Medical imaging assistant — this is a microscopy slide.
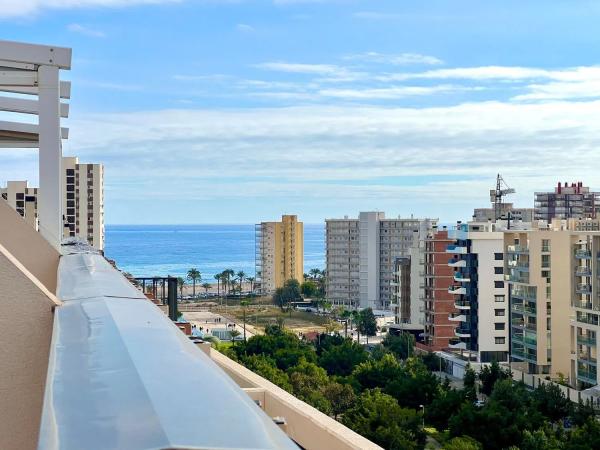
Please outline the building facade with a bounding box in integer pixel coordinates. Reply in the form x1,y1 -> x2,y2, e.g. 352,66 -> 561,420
505,220 -> 600,387
1,157 -> 104,250
534,182 -> 600,221
326,212 -> 436,310
0,181 -> 38,229
61,157 -> 104,250
446,221 -> 511,363
255,215 -> 304,294
418,229 -> 457,352
473,203 -> 534,222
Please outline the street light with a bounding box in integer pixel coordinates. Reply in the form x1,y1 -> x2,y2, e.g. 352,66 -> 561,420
420,404 -> 425,429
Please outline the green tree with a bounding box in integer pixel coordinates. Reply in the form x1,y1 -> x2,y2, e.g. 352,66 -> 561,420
177,277 -> 185,299
236,270 -> 246,294
186,268 -> 201,298
425,388 -> 466,431
273,279 -> 302,310
300,281 -> 318,298
358,308 -> 377,344
229,329 -> 241,345
201,282 -> 211,295
352,353 -> 404,390
287,358 -> 332,414
443,437 -> 482,450
318,339 -> 369,376
571,398 -> 596,427
241,354 -> 292,391
521,425 -> 563,450
246,276 -> 255,292
463,364 -> 477,401
478,360 -> 511,396
532,382 -> 572,422
323,382 -> 356,419
342,389 -> 426,450
214,273 -> 222,303
382,333 -> 415,360
566,417 -> 600,450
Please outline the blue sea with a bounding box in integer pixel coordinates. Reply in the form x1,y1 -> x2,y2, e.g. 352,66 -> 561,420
104,224 -> 325,279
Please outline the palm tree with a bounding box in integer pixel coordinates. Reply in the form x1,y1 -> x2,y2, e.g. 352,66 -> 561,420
236,271 -> 246,295
351,310 -> 361,343
214,273 -> 222,304
187,268 -> 201,298
230,329 -> 241,346
340,309 -> 351,337
177,277 -> 185,300
246,276 -> 255,292
309,268 -> 321,281
240,299 -> 250,341
201,282 -> 211,296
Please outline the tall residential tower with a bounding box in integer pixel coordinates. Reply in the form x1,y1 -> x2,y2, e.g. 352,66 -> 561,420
255,215 -> 304,294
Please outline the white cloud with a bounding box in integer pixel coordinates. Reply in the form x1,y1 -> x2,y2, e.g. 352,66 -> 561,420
254,61 -> 351,76
0,0 -> 181,18
343,52 -> 443,66
67,23 -> 106,38
236,23 -> 254,32
318,85 -> 466,99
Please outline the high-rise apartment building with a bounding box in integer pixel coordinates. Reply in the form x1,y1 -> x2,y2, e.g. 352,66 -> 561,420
0,181 -> 38,229
1,157 -> 105,250
255,215 -> 304,294
62,157 -> 104,250
418,229 -> 457,352
445,221 -> 512,363
326,212 -> 436,310
473,203 -> 534,223
505,219 -> 600,386
534,182 -> 600,221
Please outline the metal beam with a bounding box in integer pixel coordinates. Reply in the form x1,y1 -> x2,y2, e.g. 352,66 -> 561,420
37,64 -> 62,249
0,96 -> 69,118
0,80 -> 71,99
0,39 -> 71,69
0,69 -> 37,86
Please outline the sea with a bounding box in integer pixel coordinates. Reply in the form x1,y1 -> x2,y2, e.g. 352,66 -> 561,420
104,224 -> 325,280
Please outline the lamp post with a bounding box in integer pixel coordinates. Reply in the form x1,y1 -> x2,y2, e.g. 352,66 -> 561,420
420,404 -> 425,429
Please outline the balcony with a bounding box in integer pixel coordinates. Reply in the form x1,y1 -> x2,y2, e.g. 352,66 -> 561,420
448,313 -> 467,322
578,354 -> 598,365
448,286 -> 467,295
576,283 -> 592,295
448,339 -> 467,350
512,348 -> 537,362
448,258 -> 466,268
512,320 -> 537,331
454,300 -> 471,310
455,326 -> 471,338
507,244 -> 529,254
453,273 -> 470,283
573,300 -> 596,310
446,244 -> 467,254
511,303 -> 537,316
575,266 -> 592,277
577,335 -> 597,347
575,249 -> 592,260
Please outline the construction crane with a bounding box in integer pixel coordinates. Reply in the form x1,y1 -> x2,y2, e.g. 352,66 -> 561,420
490,174 -> 516,220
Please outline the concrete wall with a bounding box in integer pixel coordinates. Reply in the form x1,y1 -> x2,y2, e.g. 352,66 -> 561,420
0,198 -> 59,293
0,244 -> 60,450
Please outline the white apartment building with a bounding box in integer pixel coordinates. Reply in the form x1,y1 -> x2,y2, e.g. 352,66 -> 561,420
446,221 -> 515,363
326,212 -> 436,310
1,157 -> 104,250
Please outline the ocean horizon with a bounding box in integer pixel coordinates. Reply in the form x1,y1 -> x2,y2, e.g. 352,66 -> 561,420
104,224 -> 325,280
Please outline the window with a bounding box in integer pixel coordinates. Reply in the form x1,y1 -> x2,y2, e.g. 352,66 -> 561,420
495,337 -> 506,344
66,169 -> 75,176
541,254 -> 551,268
494,309 -> 505,317
494,322 -> 505,330
67,193 -> 75,200
494,266 -> 504,274
494,281 -> 504,289
494,253 -> 503,260
495,295 -> 505,303
542,239 -> 550,252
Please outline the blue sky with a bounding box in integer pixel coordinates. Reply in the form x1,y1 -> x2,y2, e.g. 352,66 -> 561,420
2,0 -> 600,223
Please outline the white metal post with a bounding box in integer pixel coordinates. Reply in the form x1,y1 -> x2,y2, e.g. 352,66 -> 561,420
37,64 -> 62,250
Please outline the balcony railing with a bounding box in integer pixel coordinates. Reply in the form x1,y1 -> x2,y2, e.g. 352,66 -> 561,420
511,304 -> 537,316
575,249 -> 592,259
454,300 -> 471,310
507,244 -> 529,254
576,284 -> 592,295
575,266 -> 592,277
577,335 -> 597,347
448,258 -> 466,268
446,244 -> 467,254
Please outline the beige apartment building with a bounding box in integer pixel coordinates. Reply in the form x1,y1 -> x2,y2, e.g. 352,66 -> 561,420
505,218 -> 600,388
255,215 -> 304,294
0,181 -> 38,228
1,157 -> 104,250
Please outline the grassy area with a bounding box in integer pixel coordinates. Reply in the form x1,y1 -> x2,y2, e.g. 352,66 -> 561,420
220,305 -> 339,333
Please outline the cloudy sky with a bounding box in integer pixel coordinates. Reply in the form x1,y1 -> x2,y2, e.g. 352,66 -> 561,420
2,0 -> 600,224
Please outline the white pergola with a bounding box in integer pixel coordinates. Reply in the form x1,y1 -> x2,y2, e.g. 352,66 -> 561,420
0,39 -> 72,249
